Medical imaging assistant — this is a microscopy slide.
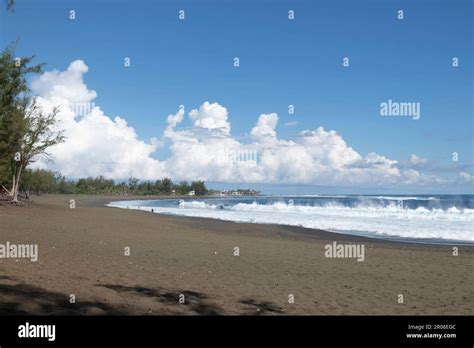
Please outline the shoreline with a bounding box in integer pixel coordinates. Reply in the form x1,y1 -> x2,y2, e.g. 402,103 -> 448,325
0,194 -> 473,315
104,195 -> 474,247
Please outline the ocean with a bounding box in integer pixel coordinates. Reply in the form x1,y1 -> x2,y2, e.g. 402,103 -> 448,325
107,194 -> 474,244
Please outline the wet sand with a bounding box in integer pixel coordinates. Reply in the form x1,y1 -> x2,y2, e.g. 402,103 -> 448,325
0,194 -> 472,315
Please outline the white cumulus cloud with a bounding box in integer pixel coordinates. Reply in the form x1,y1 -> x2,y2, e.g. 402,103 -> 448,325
28,60 -> 461,188
250,113 -> 278,140
409,154 -> 428,166
459,172 -> 474,183
189,101 -> 230,135
30,60 -> 167,180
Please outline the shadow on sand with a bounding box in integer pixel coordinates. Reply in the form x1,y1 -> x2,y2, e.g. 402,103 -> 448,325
0,281 -> 126,315
0,276 -> 284,315
97,283 -> 222,315
239,298 -> 286,314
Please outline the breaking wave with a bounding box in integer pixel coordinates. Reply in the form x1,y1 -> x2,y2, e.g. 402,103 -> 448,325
107,195 -> 474,243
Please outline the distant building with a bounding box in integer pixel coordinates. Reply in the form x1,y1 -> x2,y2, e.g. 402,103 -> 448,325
188,190 -> 195,196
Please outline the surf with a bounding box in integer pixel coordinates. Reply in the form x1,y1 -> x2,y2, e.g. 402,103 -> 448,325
107,194 -> 474,244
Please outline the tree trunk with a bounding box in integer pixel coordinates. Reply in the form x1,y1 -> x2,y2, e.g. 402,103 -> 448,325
12,165 -> 22,203
10,173 -> 15,197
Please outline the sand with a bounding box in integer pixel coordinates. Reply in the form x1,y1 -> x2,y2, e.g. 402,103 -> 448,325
0,194 -> 472,315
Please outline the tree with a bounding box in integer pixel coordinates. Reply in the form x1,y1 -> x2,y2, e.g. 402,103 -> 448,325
176,180 -> 191,195
0,45 -> 64,203
191,180 -> 207,196
160,177 -> 172,195
127,177 -> 139,194
10,100 -> 64,202
0,44 -> 44,198
7,169 -> 212,197
21,168 -> 56,195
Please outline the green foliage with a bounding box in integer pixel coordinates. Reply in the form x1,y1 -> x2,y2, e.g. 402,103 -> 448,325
0,44 -> 43,187
191,180 -> 207,196
21,168 -> 58,194
19,169 -> 208,196
176,180 -> 191,195
0,44 -> 64,202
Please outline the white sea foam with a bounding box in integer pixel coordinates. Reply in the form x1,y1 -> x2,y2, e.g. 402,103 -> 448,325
375,196 -> 437,201
107,200 -> 474,242
178,201 -> 219,209
273,194 -> 438,200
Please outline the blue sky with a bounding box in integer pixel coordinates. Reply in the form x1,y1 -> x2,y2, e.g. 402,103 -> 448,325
1,0 -> 473,193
